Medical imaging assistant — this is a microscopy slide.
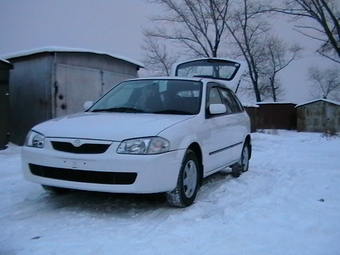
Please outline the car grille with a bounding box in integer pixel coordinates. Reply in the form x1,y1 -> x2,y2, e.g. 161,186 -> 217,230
29,164 -> 137,185
51,141 -> 110,154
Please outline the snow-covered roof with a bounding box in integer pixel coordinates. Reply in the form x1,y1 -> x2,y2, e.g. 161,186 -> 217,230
0,58 -> 10,64
242,103 -> 259,108
0,46 -> 145,68
295,98 -> 340,108
256,101 -> 296,105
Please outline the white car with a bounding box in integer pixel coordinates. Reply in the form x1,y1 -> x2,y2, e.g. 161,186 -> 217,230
22,58 -> 251,207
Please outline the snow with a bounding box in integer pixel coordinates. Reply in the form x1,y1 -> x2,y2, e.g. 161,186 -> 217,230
0,58 -> 10,64
296,98 -> 340,108
256,101 -> 296,105
0,46 -> 145,68
1,130 -> 340,255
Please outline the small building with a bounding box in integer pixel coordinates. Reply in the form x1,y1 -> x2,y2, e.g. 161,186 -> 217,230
0,59 -> 13,149
243,103 -> 258,132
251,102 -> 297,130
296,99 -> 340,133
2,47 -> 144,145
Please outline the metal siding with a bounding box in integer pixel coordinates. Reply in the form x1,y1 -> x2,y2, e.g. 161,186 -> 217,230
9,55 -> 52,145
0,69 -> 10,149
55,64 -> 102,117
102,70 -> 132,93
7,51 -> 140,145
56,52 -> 139,76
297,101 -> 340,133
55,64 -> 137,117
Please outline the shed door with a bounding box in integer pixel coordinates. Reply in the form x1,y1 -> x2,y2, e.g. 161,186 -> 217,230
55,64 -> 134,118
55,65 -> 103,117
325,105 -> 336,131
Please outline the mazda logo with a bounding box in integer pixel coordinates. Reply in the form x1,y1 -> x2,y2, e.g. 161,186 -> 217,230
73,139 -> 81,147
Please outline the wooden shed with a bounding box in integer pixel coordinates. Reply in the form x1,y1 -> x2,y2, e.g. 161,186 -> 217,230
296,99 -> 340,133
0,59 -> 13,149
2,47 -> 144,145
251,102 -> 297,130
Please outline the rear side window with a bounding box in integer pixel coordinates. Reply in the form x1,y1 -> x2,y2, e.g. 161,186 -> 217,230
219,88 -> 243,113
206,83 -> 244,116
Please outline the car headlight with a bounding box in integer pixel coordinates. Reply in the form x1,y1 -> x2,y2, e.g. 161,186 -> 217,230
117,137 -> 170,155
25,130 -> 45,148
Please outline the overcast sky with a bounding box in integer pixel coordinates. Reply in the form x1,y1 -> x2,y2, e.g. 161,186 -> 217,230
0,0 -> 157,60
0,0 -> 334,103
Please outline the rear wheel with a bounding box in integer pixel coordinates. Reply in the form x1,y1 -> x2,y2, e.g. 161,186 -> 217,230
231,142 -> 250,178
166,149 -> 199,207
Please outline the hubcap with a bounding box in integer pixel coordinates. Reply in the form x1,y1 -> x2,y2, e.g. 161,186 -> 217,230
183,160 -> 197,198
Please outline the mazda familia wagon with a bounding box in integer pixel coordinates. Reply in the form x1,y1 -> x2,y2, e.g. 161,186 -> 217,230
22,58 -> 252,207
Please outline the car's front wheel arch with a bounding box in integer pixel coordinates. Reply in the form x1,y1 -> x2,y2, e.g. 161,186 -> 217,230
187,142 -> 203,186
166,148 -> 201,207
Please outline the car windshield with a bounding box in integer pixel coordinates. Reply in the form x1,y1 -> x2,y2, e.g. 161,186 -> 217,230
88,79 -> 202,115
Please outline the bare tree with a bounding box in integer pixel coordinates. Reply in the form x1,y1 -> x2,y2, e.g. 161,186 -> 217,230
141,32 -> 180,76
143,0 -> 298,103
257,76 -> 285,101
264,36 -> 302,101
218,0 -> 273,102
144,0 -> 230,58
308,65 -> 340,100
275,0 -> 340,63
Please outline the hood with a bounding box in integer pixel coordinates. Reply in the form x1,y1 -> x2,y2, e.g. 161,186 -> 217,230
33,112 -> 194,141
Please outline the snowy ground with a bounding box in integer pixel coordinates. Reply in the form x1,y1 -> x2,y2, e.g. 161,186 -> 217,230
1,130 -> 340,255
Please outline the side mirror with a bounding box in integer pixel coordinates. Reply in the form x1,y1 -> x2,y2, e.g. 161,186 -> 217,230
83,101 -> 93,111
209,104 -> 226,115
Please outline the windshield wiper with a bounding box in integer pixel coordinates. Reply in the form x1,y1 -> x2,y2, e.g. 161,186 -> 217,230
92,107 -> 145,113
155,110 -> 193,115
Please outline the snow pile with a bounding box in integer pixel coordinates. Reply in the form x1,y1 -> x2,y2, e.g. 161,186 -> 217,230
1,130 -> 340,255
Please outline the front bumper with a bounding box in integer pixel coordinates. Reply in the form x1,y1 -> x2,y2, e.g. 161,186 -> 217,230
22,139 -> 185,194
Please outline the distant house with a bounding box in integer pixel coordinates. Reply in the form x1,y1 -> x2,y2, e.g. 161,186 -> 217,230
0,58 -> 13,149
2,47 -> 144,145
296,99 -> 340,133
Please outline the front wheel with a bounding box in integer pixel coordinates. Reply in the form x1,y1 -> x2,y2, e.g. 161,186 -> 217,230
166,149 -> 199,207
231,142 -> 250,178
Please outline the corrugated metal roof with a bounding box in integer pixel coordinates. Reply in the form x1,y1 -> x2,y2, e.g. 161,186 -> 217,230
295,98 -> 340,108
0,46 -> 144,68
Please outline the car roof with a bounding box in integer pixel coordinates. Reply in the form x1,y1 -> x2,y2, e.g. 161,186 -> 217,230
123,76 -> 233,84
121,77 -> 235,91
125,76 -> 203,82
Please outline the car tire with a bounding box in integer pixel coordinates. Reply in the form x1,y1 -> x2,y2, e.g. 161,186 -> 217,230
166,149 -> 199,207
42,185 -> 70,195
231,142 -> 250,178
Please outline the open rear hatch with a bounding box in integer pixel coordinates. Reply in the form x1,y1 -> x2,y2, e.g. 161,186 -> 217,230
172,58 -> 246,90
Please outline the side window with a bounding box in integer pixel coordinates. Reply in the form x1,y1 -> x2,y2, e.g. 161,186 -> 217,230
229,90 -> 244,112
206,83 -> 232,116
208,87 -> 223,105
219,88 -> 243,113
